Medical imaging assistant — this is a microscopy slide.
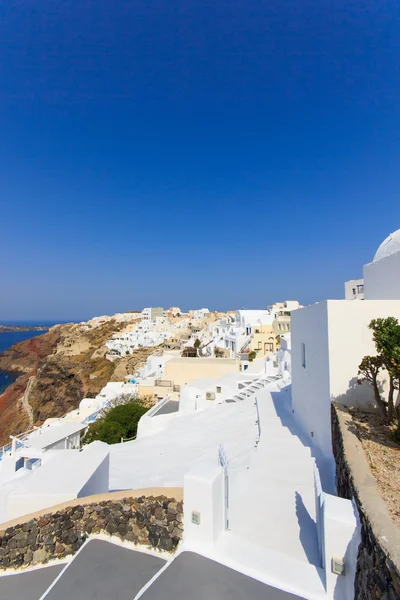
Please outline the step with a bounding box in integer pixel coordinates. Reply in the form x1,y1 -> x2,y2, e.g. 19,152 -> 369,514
213,532 -> 326,599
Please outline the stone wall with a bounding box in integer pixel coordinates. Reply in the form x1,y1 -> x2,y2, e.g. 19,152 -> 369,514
0,495 -> 183,570
332,404 -> 400,600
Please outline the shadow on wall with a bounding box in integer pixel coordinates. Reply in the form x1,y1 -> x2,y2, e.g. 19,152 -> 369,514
333,502 -> 361,600
331,376 -> 383,410
295,492 -> 321,571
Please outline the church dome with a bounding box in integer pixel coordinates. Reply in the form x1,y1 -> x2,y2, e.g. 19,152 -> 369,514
373,229 -> 400,262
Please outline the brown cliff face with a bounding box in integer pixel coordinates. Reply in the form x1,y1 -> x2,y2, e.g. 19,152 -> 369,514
0,319 -> 154,445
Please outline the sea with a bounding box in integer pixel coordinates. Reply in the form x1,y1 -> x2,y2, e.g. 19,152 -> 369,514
0,321 -> 69,395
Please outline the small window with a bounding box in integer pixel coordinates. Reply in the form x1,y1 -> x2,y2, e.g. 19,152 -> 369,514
352,288 -> 356,295
301,343 -> 306,368
216,386 -> 222,394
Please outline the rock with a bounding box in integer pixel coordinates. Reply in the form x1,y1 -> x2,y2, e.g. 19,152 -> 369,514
32,548 -> 48,564
106,522 -> 118,535
62,519 -> 74,530
148,532 -> 159,547
154,507 -> 164,520
37,517 -> 50,528
125,531 -> 138,543
159,535 -> 173,551
166,509 -> 176,522
117,523 -> 128,537
22,521 -> 37,532
122,504 -> 131,513
172,527 -> 182,538
176,501 -> 183,513
24,549 -> 33,563
55,544 -> 65,555
61,530 -> 78,546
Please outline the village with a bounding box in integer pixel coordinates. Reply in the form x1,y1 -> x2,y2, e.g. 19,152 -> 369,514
0,230 -> 400,599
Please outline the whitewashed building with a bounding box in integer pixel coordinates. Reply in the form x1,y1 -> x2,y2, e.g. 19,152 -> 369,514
291,229 -> 400,459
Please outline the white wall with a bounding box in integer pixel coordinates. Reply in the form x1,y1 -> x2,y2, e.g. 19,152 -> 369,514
327,300 -> 400,406
364,252 -> 400,300
291,302 -> 331,457
291,299 -> 400,458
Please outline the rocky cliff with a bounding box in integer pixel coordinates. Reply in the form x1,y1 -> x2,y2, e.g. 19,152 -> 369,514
0,320 -> 154,445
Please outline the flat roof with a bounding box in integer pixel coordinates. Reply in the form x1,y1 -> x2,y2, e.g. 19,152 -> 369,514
26,421 -> 88,450
10,449 -> 109,496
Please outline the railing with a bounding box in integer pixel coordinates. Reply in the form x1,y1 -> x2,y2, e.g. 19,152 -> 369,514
254,397 -> 261,448
218,444 -> 230,530
154,379 -> 174,387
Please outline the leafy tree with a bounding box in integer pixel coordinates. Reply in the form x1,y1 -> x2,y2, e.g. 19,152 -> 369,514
369,317 -> 400,422
248,351 -> 257,362
358,355 -> 387,420
194,338 -> 201,349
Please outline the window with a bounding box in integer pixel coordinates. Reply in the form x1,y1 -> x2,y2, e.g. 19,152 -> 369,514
216,386 -> 222,394
301,343 -> 306,368
352,288 -> 356,295
357,284 -> 364,293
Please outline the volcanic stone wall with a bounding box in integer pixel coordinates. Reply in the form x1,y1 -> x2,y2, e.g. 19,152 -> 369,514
0,495 -> 183,570
332,404 -> 400,600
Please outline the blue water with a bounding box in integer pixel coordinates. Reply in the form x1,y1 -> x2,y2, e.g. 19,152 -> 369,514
0,329 -> 48,394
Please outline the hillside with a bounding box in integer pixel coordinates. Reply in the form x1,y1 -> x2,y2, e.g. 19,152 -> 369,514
0,319 -> 154,445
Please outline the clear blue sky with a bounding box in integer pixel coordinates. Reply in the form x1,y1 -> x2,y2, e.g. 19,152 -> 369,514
1,0 -> 400,321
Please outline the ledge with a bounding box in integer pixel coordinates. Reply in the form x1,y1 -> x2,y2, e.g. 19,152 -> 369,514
0,487 -> 183,530
333,403 -> 400,571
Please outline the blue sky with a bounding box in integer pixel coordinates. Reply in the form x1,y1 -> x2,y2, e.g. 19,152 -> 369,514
1,0 -> 400,321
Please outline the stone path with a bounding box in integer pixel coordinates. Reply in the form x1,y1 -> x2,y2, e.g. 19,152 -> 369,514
20,375 -> 35,428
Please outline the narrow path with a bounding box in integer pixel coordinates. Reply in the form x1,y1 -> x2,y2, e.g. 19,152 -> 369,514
20,376 -> 35,428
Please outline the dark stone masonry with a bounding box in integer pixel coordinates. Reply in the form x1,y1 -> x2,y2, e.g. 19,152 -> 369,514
331,404 -> 400,600
0,495 -> 183,570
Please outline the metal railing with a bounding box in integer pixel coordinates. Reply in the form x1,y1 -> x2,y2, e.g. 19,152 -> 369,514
218,444 -> 230,530
254,397 -> 261,448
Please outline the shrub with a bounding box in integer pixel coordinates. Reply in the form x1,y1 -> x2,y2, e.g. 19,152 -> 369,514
84,400 -> 149,445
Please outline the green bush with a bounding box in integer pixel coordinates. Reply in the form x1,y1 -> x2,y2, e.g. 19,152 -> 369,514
84,401 -> 148,445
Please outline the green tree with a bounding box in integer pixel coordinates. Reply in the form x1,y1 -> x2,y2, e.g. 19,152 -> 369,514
369,317 -> 400,422
194,339 -> 201,349
248,351 -> 257,362
358,355 -> 387,420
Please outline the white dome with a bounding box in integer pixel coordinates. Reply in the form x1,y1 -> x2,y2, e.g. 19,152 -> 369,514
373,230 -> 400,262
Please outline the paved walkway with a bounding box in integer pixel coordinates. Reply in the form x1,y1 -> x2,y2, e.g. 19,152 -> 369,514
42,540 -> 166,600
0,543 -> 306,600
229,384 -> 320,565
139,551 -> 305,600
153,400 -> 179,416
0,564 -> 64,600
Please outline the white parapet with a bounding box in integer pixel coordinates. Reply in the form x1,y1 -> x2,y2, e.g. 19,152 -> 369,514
6,449 -> 109,522
322,493 -> 360,599
183,461 -> 224,550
